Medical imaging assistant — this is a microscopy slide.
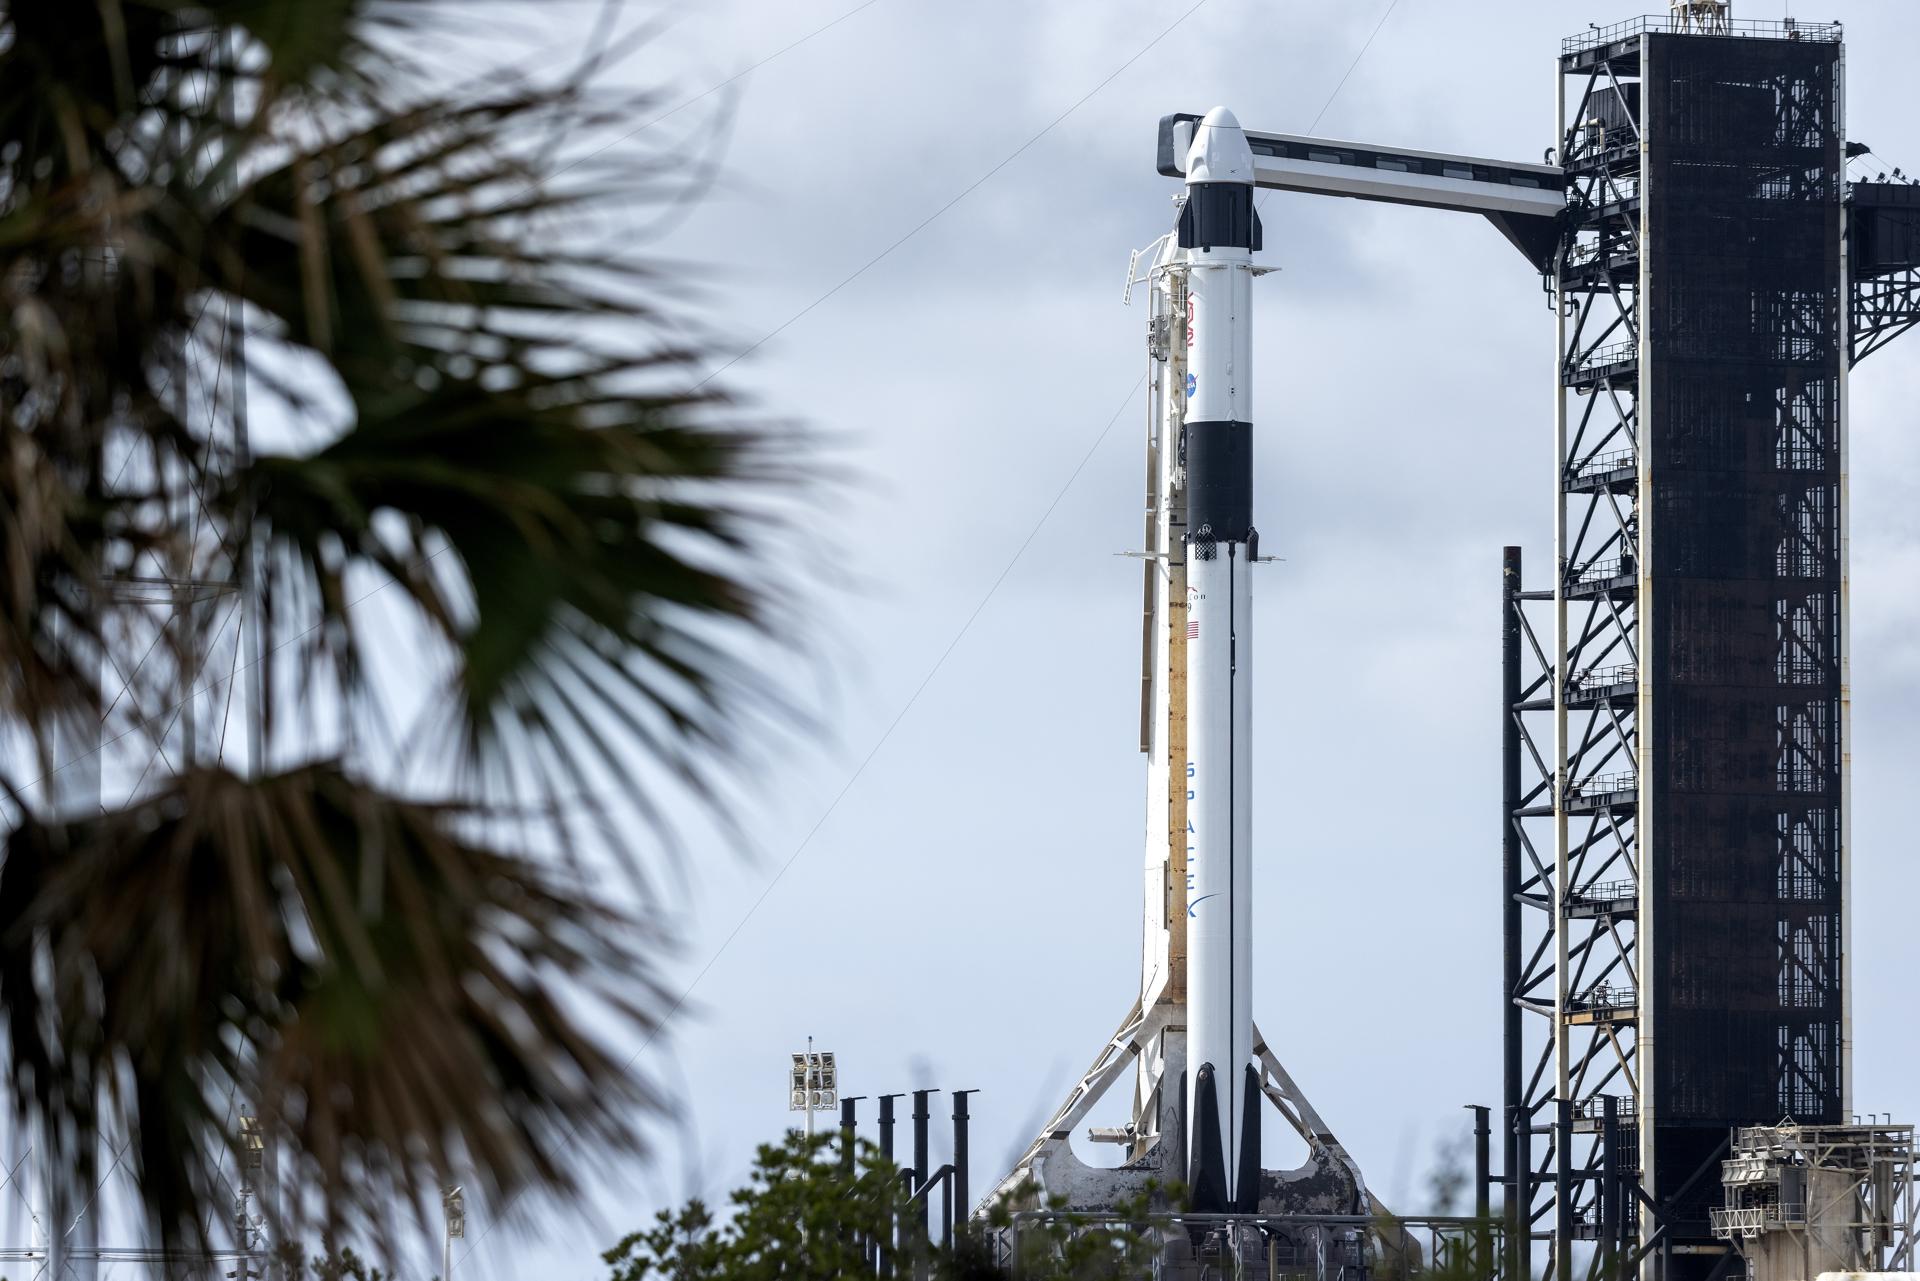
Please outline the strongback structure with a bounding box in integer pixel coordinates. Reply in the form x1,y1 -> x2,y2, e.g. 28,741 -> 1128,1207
1507,14 -> 1920,1281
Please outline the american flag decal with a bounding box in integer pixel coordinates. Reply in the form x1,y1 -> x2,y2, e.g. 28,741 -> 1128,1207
1188,617 -> 1200,640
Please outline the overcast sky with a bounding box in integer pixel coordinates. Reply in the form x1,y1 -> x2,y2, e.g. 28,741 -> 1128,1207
395,1 -> 1920,1275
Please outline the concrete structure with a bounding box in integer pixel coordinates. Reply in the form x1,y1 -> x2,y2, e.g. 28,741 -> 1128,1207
1712,1125 -> 1918,1281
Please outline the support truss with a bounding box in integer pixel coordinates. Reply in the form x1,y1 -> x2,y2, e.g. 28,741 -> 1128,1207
1513,23 -> 1869,1281
1505,48 -> 1652,1281
1850,260 -> 1920,364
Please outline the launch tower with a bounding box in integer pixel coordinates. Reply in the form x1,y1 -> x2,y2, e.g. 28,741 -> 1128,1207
1507,14 -> 1920,1281
981,8 -> 1920,1281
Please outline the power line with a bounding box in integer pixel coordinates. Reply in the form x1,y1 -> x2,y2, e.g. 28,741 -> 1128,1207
27,4 -> 1214,797
621,377 -> 1142,1048
34,0 -> 1203,800
15,550 -> 449,796
39,0 -> 1219,797
1308,0 -> 1403,136
457,0 -> 1422,1259
456,371 -> 1144,1265
697,0 -> 1215,388
28,0 -> 1264,1265
545,0 -> 892,187
455,6 -> 1228,1256
1258,0 -> 1404,217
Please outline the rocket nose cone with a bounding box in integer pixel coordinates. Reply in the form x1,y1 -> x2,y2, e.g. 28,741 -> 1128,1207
1185,105 -> 1254,186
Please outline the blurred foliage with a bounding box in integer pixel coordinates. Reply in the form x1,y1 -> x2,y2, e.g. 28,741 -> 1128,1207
605,1132 -> 1171,1281
274,1242 -> 399,1281
0,0 -> 803,1260
604,1131 -> 1509,1281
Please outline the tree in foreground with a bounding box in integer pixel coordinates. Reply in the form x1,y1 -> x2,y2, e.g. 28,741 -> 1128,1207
0,0 -> 796,1259
604,1133 -> 1502,1281
604,1133 -> 1166,1281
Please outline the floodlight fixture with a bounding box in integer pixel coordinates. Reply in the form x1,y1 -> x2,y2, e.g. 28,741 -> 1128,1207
788,1038 -> 838,1137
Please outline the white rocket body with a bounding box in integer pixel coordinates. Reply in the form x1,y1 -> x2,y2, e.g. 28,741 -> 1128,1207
1180,106 -> 1261,1213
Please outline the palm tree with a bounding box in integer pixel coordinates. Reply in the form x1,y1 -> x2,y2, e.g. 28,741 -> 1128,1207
0,0 -> 798,1258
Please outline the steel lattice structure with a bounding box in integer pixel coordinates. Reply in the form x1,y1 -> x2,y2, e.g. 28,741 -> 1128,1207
1499,17 -> 1920,1281
1850,182 -> 1920,362
1059,15 -> 1920,1281
1506,30 -> 1667,1281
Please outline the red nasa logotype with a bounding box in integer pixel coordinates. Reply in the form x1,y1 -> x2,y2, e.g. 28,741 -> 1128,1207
1186,295 -> 1196,346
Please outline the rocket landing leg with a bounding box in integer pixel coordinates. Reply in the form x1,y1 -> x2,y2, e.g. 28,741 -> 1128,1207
977,990 -> 1377,1222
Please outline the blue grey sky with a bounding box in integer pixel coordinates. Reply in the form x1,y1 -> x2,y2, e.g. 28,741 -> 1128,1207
367,0 -> 1920,1274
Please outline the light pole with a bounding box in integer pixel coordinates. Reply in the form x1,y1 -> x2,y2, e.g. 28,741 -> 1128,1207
788,1040 -> 837,1140
442,1186 -> 464,1281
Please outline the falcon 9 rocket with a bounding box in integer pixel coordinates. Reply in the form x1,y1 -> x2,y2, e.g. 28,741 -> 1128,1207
1179,105 -> 1263,1214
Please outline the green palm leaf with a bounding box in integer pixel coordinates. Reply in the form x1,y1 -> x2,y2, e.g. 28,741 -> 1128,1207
0,0 -> 811,1254
0,762 -> 662,1248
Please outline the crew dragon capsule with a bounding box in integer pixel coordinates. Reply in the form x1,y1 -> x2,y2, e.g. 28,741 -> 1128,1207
1180,105 -> 1262,1215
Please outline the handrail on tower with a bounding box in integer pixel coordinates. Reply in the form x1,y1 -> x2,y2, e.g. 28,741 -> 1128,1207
1672,0 -> 1732,36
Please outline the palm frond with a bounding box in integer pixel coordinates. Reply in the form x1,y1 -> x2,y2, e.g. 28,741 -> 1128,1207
200,73 -> 808,820
0,434 -> 102,751
0,762 -> 662,1250
0,0 -> 810,1254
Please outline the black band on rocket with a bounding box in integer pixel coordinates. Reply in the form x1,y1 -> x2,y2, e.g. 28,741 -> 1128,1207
1180,183 -> 1262,251
1187,420 -> 1253,539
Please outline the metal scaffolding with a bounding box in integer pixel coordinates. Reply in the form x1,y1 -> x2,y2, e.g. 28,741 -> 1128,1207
1505,17 -> 1920,1281
1711,1122 -> 1918,1281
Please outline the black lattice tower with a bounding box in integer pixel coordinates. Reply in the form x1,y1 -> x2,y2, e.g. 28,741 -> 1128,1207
1505,17 -> 1920,1281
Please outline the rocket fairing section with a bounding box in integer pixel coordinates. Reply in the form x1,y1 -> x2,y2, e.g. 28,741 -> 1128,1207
1179,106 -> 1262,1214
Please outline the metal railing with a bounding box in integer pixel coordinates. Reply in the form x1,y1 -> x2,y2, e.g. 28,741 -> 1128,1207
1568,556 -> 1636,587
1572,879 -> 1638,906
1268,1241 -> 1370,1270
1571,450 -> 1637,483
1568,772 -> 1638,799
1565,16 -> 1841,56
1710,1203 -> 1809,1239
1776,658 -> 1830,685
1568,341 -> 1639,379
1573,983 -> 1638,1011
1576,1094 -> 1638,1123
1569,663 -> 1637,692
1572,123 -> 1638,153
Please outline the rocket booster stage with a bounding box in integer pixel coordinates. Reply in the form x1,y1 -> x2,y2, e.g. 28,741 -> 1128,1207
1180,106 -> 1262,1214
977,99 -> 1399,1229
984,92 -> 1550,1228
